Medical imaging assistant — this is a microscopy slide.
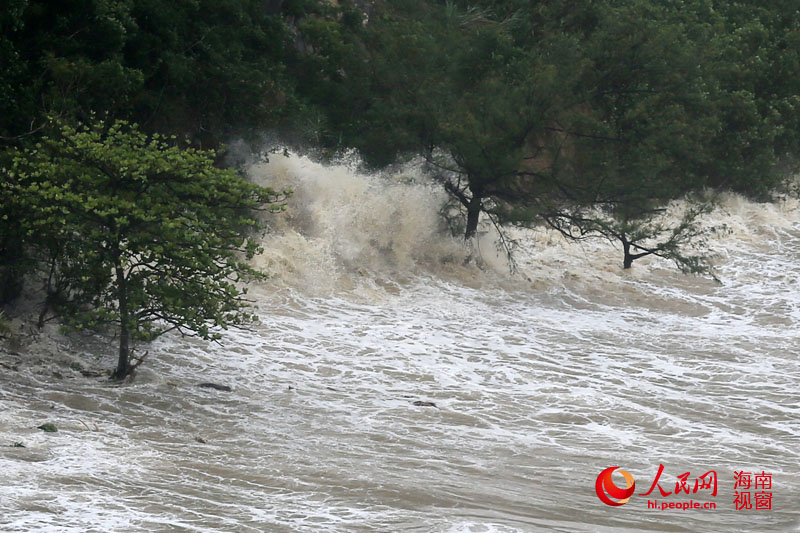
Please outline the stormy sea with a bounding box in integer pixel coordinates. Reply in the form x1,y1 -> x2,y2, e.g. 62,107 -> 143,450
1,153 -> 798,532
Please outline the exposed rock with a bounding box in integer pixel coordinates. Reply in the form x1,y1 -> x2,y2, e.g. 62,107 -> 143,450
197,382 -> 232,392
412,401 -> 437,408
37,423 -> 58,432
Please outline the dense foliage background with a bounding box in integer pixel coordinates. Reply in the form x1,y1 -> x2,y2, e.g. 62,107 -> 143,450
1,0 -> 798,374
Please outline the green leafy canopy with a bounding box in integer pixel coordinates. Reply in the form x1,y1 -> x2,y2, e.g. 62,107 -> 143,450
5,119 -> 289,378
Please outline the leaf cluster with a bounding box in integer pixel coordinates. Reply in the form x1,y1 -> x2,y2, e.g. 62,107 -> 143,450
4,120 -> 287,347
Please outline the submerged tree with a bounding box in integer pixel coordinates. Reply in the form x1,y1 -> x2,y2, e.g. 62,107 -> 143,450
5,120 -> 288,379
538,202 -> 717,275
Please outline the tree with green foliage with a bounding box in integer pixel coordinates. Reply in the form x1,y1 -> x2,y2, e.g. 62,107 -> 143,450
703,0 -> 800,196
0,0 -> 322,303
515,0 -> 725,273
302,0 -> 580,240
4,120 -> 288,380
124,0 -> 299,147
315,0 -> 792,275
0,0 -> 143,303
0,0 -> 309,145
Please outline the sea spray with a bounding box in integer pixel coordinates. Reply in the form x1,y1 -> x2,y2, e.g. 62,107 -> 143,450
243,151 -> 800,298
245,152 -> 487,290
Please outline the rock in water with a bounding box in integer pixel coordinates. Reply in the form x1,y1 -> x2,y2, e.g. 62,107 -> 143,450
412,401 -> 437,408
197,383 -> 232,392
37,423 -> 58,432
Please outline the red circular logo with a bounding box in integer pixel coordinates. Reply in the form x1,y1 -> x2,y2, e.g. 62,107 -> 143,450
596,466 -> 636,506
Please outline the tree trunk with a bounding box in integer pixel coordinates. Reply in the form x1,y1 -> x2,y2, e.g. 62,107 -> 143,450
464,193 -> 482,240
621,234 -> 651,269
622,238 -> 633,269
38,256 -> 57,329
111,261 -> 131,381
